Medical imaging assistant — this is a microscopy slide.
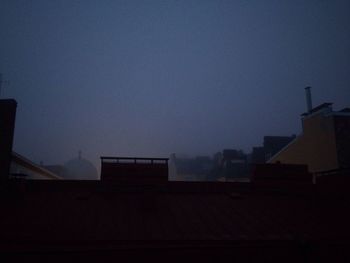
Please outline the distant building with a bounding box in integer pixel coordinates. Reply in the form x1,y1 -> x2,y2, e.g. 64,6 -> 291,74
208,152 -> 224,181
194,156 -> 213,174
63,151 -> 98,180
263,136 -> 296,161
222,149 -> 245,161
213,151 -> 223,166
222,149 -> 249,180
251,147 -> 265,164
268,98 -> 350,173
250,136 -> 295,165
172,155 -> 213,181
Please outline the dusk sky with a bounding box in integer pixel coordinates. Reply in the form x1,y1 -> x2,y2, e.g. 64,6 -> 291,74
1,0 -> 349,171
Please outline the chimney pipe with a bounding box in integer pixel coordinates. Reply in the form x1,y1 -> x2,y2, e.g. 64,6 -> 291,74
305,86 -> 312,113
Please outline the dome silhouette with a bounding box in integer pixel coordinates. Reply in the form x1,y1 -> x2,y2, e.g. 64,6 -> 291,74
63,152 -> 98,180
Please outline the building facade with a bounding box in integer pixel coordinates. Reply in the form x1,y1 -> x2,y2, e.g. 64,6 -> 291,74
268,103 -> 350,173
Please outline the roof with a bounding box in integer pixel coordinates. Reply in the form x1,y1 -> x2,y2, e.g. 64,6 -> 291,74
11,152 -> 62,180
301,103 -> 333,116
1,180 -> 349,260
1,180 -> 349,241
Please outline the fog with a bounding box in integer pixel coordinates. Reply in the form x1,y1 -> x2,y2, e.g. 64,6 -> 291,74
1,0 -> 349,176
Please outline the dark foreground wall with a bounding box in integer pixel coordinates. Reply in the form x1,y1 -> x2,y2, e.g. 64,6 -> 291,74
2,240 -> 349,262
1,179 -> 350,262
100,157 -> 168,183
252,163 -> 313,184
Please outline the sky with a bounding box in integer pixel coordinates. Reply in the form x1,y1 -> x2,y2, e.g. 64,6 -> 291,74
1,0 -> 349,172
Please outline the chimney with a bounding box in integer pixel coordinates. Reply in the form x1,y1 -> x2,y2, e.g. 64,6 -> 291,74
305,86 -> 312,113
0,99 -> 17,181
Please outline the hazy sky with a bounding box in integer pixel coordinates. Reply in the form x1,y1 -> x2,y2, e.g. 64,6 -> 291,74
1,0 -> 349,170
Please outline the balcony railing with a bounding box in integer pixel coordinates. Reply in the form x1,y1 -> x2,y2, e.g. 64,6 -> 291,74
101,156 -> 168,164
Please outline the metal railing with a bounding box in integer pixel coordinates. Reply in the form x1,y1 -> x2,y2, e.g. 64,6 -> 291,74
314,167 -> 350,177
101,156 -> 169,164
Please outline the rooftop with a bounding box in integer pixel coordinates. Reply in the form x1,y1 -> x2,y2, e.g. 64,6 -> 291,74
1,179 -> 349,259
301,103 -> 333,116
1,157 -> 350,261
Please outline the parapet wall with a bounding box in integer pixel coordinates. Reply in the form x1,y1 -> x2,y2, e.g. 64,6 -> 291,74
100,157 -> 169,184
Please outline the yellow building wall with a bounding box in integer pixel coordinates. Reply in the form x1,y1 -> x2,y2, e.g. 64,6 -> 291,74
269,113 -> 339,173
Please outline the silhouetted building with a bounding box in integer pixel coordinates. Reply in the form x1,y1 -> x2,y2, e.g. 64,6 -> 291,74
251,146 -> 265,164
268,102 -> 350,172
222,149 -> 249,180
0,99 -> 17,179
213,151 -> 223,166
250,136 -> 296,165
207,152 -> 224,181
263,135 -> 296,161
222,149 -> 245,161
100,156 -> 168,183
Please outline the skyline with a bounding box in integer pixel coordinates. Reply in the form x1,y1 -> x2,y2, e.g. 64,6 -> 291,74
1,0 -> 349,170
